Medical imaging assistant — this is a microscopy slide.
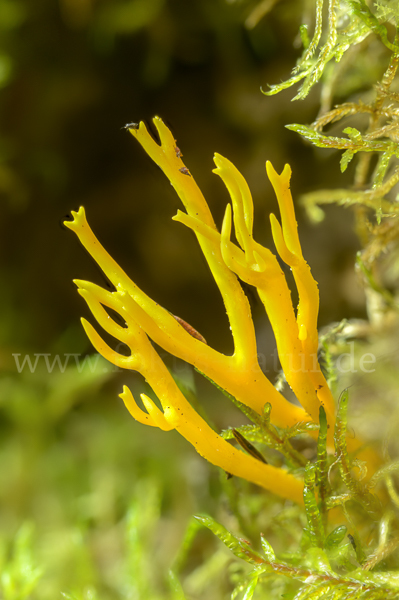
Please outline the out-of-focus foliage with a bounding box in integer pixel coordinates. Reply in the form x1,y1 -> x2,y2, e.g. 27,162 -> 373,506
0,352 -> 206,598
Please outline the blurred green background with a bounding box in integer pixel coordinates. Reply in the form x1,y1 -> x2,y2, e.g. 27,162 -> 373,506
0,0 -> 370,598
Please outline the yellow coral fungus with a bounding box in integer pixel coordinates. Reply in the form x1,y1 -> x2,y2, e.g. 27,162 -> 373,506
64,116 -> 338,503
